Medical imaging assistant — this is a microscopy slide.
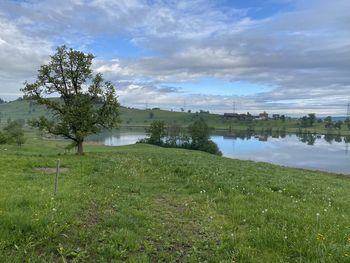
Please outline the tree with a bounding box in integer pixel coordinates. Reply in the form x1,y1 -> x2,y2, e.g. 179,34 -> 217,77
324,116 -> 333,129
280,115 -> 286,122
308,113 -> 316,126
334,120 -> 343,129
188,119 -> 221,155
166,123 -> 182,146
22,46 -> 120,155
145,120 -> 166,145
299,113 -> 316,127
300,116 -> 310,127
188,119 -> 210,147
345,118 -> 350,130
4,120 -> 25,146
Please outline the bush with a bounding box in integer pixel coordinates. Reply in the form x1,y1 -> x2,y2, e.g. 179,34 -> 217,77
0,131 -> 7,144
3,120 -> 25,146
196,139 -> 222,156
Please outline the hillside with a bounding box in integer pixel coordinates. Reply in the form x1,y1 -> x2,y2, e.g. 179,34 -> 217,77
1,99 -> 350,135
1,139 -> 350,262
0,99 -> 224,128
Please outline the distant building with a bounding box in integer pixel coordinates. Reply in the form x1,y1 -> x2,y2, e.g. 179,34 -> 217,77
259,111 -> 269,120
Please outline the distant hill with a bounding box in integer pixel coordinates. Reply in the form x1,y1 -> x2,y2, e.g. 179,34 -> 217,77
0,99 -> 224,128
319,116 -> 348,121
2,99 -> 349,134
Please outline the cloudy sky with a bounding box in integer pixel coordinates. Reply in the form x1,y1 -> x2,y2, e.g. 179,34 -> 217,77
0,0 -> 349,116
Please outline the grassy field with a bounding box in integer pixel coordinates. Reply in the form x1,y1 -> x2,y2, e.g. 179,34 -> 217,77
1,135 -> 350,262
1,99 -> 350,135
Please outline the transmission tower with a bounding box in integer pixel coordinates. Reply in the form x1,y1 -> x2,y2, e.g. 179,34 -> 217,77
346,100 -> 350,154
233,101 -> 236,114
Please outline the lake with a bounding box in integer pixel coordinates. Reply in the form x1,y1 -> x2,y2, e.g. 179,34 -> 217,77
89,130 -> 350,174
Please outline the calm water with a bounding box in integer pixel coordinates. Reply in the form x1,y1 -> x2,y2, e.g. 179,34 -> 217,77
90,131 -> 350,174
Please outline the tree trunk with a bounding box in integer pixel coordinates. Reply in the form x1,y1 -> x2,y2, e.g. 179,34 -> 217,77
77,140 -> 84,155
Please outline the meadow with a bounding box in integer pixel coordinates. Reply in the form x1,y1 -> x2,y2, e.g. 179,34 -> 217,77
1,135 -> 350,262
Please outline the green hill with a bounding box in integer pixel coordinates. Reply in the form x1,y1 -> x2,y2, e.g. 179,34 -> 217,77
1,99 -> 350,135
0,99 -> 224,128
1,139 -> 350,262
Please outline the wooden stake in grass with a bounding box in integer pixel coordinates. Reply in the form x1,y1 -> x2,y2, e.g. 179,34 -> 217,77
54,159 -> 60,195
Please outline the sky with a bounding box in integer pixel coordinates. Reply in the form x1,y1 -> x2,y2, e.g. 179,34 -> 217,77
0,0 -> 349,116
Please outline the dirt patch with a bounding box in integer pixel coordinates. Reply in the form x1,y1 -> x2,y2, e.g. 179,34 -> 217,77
81,202 -> 100,228
33,167 -> 70,173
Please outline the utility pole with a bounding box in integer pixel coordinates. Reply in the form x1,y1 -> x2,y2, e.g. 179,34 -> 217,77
233,101 -> 236,114
345,100 -> 350,154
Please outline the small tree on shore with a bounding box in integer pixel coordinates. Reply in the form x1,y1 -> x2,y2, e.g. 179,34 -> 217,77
145,120 -> 166,145
22,46 -> 120,155
345,118 -> 350,130
308,113 -> 316,126
324,116 -> 333,129
188,119 -> 221,155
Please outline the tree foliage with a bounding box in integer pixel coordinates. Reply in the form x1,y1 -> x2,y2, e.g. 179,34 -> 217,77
188,119 -> 221,155
22,46 -> 120,154
334,120 -> 343,129
324,116 -> 333,129
3,120 -> 25,146
299,113 -> 316,127
0,131 -> 6,144
345,118 -> 350,130
141,119 -> 221,155
145,120 -> 166,145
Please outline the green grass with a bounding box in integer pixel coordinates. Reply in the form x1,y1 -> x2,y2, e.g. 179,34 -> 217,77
1,136 -> 350,262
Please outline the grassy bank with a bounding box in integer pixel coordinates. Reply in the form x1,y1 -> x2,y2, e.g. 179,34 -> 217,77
1,138 -> 350,262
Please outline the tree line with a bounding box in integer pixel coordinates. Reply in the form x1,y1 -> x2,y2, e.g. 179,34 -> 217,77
138,119 -> 222,156
299,113 -> 350,130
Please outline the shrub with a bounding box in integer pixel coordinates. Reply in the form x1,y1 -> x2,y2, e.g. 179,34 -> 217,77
0,131 -> 7,144
3,120 -> 25,146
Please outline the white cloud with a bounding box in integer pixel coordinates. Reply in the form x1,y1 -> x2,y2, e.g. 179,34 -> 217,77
0,0 -> 349,115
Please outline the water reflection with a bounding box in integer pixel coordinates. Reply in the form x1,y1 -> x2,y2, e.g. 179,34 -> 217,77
92,129 -> 350,174
216,131 -> 350,174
